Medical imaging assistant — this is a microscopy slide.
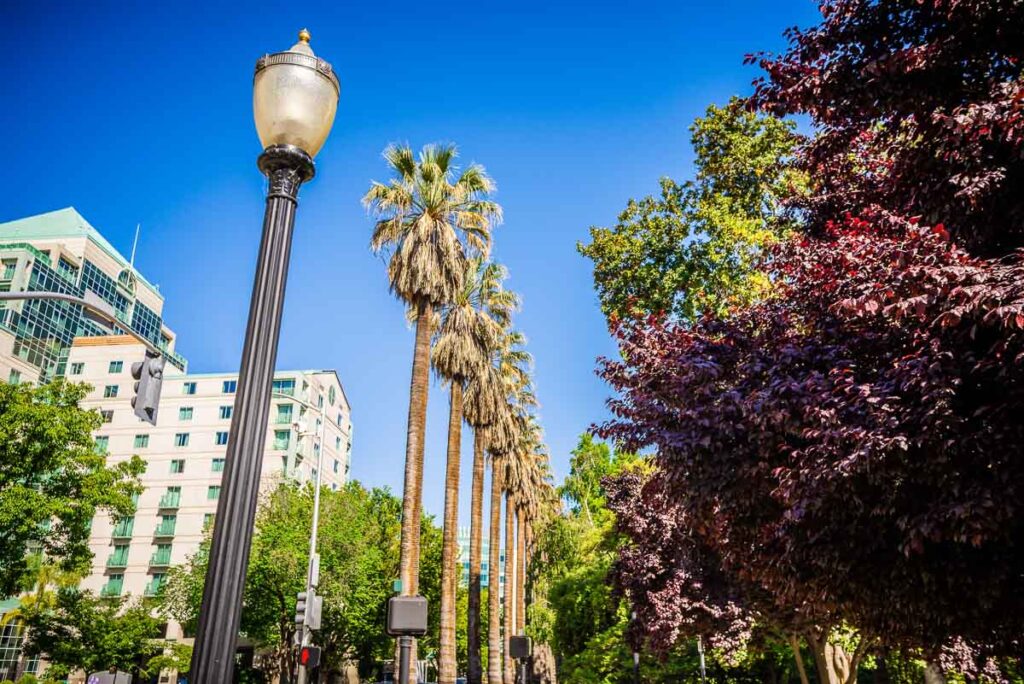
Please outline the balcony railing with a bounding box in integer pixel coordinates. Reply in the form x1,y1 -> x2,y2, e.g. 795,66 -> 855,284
99,583 -> 122,598
150,551 -> 172,567
158,493 -> 181,509
105,554 -> 129,569
154,522 -> 176,538
111,523 -> 134,539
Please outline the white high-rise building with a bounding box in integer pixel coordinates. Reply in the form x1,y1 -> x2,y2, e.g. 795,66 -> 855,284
67,336 -> 353,625
0,208 -> 355,675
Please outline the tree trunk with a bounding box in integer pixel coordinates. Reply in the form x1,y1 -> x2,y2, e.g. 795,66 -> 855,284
439,382 -> 464,684
503,492 -> 516,684
468,429 -> 487,684
788,634 -> 810,684
396,300 -> 432,683
516,510 -> 526,635
923,662 -> 947,684
806,633 -> 862,684
487,463 -> 504,684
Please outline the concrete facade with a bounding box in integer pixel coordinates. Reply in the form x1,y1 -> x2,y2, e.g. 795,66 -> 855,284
67,336 -> 353,633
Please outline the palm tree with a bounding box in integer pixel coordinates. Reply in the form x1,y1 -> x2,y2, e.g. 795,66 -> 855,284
499,414 -> 538,684
365,144 -> 500,682
484,341 -> 533,684
0,555 -> 78,679
433,259 -> 515,684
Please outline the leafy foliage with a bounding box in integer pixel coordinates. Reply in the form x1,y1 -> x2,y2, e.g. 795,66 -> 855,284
160,481 -> 449,681
578,99 -> 803,323
749,0 -> 1024,257
18,588 -> 163,679
601,212 -> 1024,673
593,1 -> 1024,681
0,380 -> 143,596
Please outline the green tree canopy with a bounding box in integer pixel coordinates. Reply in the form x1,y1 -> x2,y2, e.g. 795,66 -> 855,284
160,481 -> 449,681
578,99 -> 803,324
19,588 -> 163,679
0,380 -> 144,596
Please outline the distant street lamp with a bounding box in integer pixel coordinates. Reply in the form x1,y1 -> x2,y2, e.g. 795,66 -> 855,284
189,29 -> 339,683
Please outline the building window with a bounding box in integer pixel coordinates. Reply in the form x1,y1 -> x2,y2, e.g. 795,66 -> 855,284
94,435 -> 109,453
69,362 -> 84,375
100,410 -> 113,424
156,515 -> 176,536
109,361 -> 123,373
337,413 -> 343,427
101,574 -> 124,597
174,433 -> 189,447
134,434 -> 149,449
207,486 -> 221,500
328,386 -> 336,405
317,394 -> 324,408
8,369 -> 21,384
203,513 -> 215,529
215,431 -> 229,446
311,468 -> 318,481
333,459 -> 339,474
179,407 -> 193,421
219,405 -> 233,419
335,436 -> 341,450
272,378 -> 295,396
275,403 -> 293,425
222,380 -> 237,394
1,260 -> 16,279
273,430 -> 290,450
103,384 -> 119,398
212,458 -> 225,472
183,381 -> 196,395
331,483 -> 338,491
170,459 -> 185,474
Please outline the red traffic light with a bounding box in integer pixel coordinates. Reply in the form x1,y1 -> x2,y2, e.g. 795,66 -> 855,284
299,645 -> 321,669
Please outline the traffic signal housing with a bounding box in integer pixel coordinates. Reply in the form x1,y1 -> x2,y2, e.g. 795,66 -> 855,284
386,596 -> 428,636
509,635 -> 533,659
295,590 -> 323,631
131,352 -> 165,426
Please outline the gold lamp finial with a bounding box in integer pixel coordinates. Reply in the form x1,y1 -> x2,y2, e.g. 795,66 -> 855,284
298,28 -> 311,43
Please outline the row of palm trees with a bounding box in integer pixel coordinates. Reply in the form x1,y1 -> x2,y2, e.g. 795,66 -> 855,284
364,143 -> 556,684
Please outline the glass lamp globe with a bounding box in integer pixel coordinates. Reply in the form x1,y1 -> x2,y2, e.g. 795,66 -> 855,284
253,29 -> 340,158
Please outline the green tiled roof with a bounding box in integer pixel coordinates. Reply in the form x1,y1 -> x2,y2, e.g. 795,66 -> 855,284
0,207 -> 162,299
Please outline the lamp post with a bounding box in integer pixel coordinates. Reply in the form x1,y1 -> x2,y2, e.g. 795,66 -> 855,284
279,391 -> 329,684
189,29 -> 339,683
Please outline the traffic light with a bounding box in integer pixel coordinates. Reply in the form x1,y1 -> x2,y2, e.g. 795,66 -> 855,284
299,645 -> 321,670
131,352 -> 164,425
295,591 -> 309,627
295,590 -> 323,630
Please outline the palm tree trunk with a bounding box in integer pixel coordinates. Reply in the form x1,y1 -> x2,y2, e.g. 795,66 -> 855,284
516,509 -> 526,635
397,300 -> 432,683
439,382 -> 465,684
488,462 -> 504,684
468,429 -> 487,684
503,493 -> 516,684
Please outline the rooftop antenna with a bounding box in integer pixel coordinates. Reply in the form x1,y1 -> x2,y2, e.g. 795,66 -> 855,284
129,223 -> 140,274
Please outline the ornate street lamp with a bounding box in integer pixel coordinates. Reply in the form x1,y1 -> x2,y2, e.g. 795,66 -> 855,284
189,29 -> 339,683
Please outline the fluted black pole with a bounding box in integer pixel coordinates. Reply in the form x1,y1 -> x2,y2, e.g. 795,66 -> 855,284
189,144 -> 315,683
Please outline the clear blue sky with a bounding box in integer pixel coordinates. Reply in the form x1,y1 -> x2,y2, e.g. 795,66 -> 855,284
0,0 -> 819,527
